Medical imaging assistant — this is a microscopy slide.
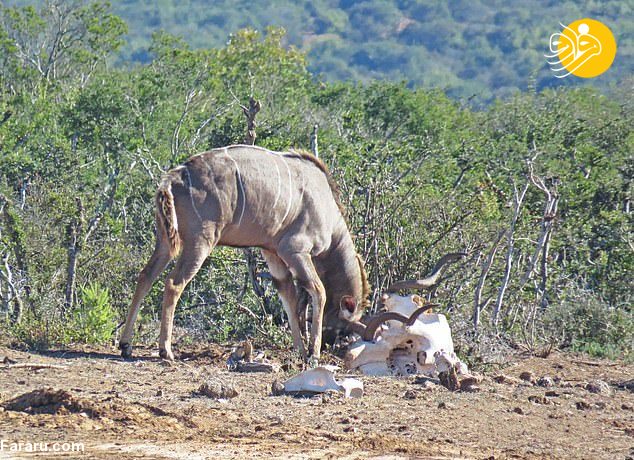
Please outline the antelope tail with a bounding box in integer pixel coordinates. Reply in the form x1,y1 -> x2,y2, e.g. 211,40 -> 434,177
156,178 -> 181,257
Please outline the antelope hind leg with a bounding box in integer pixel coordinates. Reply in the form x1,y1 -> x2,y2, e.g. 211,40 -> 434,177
158,240 -> 210,360
120,244 -> 172,358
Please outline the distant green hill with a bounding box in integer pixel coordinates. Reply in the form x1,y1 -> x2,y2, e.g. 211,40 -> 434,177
6,1 -> 634,101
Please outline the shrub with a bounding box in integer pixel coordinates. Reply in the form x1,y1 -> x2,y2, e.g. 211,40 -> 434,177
543,290 -> 633,361
69,282 -> 118,344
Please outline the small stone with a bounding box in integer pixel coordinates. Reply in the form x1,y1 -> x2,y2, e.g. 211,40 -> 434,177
576,400 -> 591,411
537,376 -> 554,387
460,375 -> 482,392
156,389 -> 163,397
585,380 -> 611,395
271,380 -> 285,396
321,389 -> 342,404
343,426 -> 358,433
438,369 -> 460,391
621,403 -> 633,411
618,380 -> 634,392
519,371 -> 535,383
235,361 -> 279,373
268,415 -> 284,425
196,379 -> 238,399
545,390 -> 560,397
437,401 -> 454,409
513,406 -> 524,415
403,389 -> 418,400
528,395 -> 551,405
493,374 -> 521,385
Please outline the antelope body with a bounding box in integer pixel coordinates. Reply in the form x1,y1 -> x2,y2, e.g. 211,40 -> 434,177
120,145 -> 369,361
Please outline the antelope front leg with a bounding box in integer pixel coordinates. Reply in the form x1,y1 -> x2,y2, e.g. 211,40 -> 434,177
308,282 -> 326,362
261,250 -> 307,360
281,251 -> 326,363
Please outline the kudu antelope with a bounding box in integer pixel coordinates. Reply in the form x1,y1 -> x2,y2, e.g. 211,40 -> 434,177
120,145 -> 370,361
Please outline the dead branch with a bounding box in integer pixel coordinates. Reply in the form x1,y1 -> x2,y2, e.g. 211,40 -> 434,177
0,253 -> 24,324
171,89 -> 197,158
64,166 -> 119,314
1,363 -> 68,370
492,180 -> 529,326
0,193 -> 33,313
573,359 -> 619,367
242,97 -> 261,146
310,124 -> 319,158
64,197 -> 84,313
473,229 -> 505,330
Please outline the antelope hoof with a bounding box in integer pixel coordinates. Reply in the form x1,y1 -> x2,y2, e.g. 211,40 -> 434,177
159,348 -> 175,361
120,342 -> 133,359
306,354 -> 319,368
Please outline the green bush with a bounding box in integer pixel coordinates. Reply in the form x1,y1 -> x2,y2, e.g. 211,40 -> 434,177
4,315 -> 64,351
543,291 -> 633,361
69,282 -> 117,344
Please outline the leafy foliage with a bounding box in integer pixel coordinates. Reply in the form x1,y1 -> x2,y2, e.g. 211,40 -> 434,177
70,282 -> 117,344
543,291 -> 633,360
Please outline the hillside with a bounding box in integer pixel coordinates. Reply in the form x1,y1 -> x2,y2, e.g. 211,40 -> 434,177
99,0 -> 634,101
4,0 -> 633,102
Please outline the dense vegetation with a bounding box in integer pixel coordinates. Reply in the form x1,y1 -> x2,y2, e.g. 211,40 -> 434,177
0,2 -> 631,360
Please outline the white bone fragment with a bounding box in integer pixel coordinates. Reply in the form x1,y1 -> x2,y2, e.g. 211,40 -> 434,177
434,350 -> 461,374
282,365 -> 363,398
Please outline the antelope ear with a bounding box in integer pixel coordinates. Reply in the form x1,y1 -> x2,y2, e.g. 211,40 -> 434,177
340,295 -> 356,314
411,294 -> 423,306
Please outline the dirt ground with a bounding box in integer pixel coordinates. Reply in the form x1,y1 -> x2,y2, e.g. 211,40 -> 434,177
0,343 -> 632,459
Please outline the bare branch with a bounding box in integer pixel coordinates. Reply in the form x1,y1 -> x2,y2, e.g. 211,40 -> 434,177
492,180 -> 529,326
473,230 -> 505,329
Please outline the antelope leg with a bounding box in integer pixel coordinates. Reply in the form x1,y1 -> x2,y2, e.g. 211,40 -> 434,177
281,251 -> 326,362
158,238 -> 211,360
262,249 -> 307,359
120,241 -> 173,358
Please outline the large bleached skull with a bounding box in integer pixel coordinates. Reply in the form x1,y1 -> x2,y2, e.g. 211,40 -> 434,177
343,252 -> 469,377
345,293 -> 468,377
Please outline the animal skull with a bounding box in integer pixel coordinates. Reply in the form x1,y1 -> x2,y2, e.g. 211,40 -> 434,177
345,294 -> 468,377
